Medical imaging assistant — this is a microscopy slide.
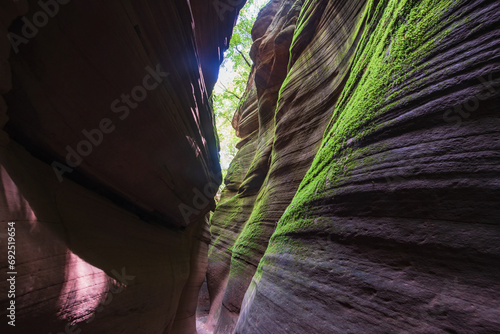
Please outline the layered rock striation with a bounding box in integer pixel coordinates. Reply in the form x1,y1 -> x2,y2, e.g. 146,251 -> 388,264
207,0 -> 500,333
0,0 -> 243,333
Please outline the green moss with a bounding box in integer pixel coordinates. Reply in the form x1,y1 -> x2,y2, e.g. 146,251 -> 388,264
273,0 -> 457,238
225,0 -> 462,286
230,180 -> 270,258
288,0 -> 317,61
209,194 -> 245,251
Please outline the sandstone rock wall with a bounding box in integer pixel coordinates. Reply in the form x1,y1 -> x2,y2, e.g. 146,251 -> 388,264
208,0 -> 500,333
0,0 -> 243,333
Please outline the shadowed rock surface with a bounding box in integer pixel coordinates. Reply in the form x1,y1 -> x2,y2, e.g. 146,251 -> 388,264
207,0 -> 500,333
0,0 -> 244,333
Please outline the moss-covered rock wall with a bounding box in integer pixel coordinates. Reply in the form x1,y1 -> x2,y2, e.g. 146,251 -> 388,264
207,0 -> 500,333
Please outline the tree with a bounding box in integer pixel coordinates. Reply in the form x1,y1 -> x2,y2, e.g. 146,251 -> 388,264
212,0 -> 268,178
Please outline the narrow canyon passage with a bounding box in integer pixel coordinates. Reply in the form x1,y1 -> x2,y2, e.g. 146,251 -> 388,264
1,1 -> 499,334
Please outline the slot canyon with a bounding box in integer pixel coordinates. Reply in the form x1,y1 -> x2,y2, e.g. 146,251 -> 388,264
1,0 -> 499,333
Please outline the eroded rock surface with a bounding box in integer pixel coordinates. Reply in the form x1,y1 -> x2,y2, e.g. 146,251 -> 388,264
0,0 -> 242,333
207,0 -> 500,333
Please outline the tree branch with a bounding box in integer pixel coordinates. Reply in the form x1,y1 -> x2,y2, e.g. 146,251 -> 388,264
218,82 -> 241,100
235,47 -> 252,68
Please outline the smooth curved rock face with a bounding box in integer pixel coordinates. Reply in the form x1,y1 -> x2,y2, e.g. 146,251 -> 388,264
0,0 -> 242,333
208,0 -> 500,333
0,157 -> 211,333
1,0 -> 233,227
